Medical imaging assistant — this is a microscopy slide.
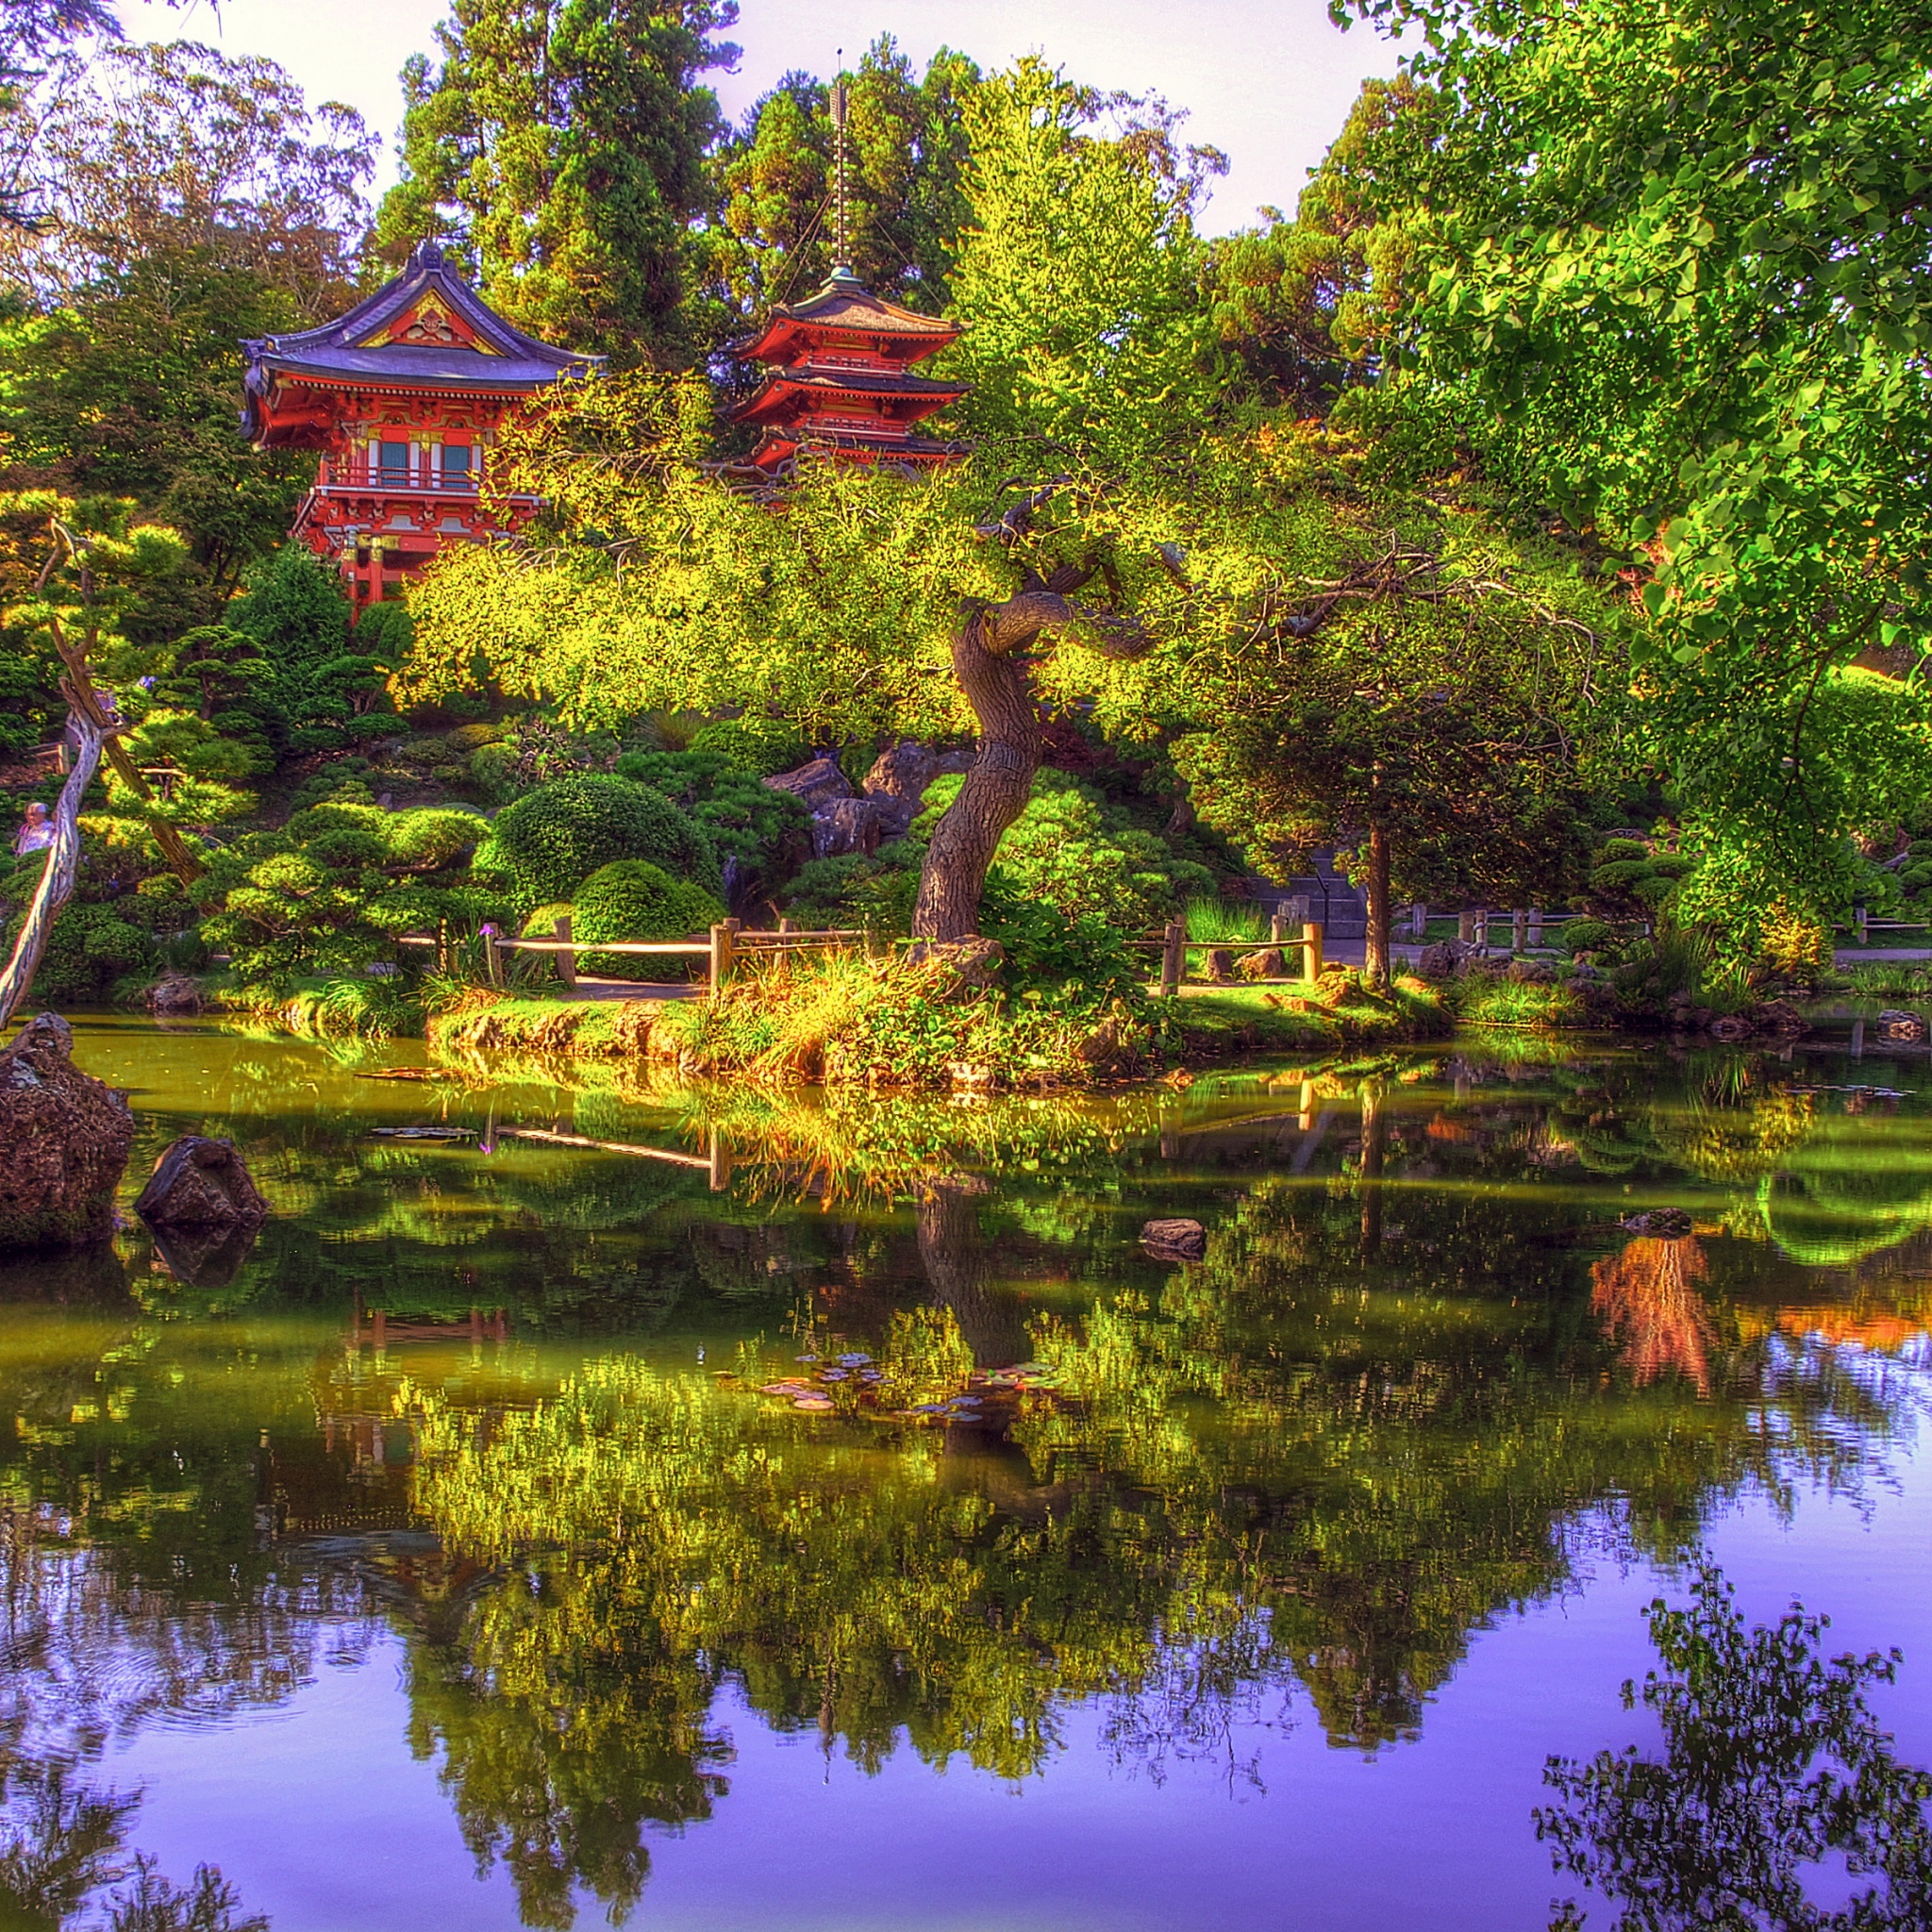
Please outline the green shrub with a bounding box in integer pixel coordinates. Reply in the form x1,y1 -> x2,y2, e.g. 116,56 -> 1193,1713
1562,918 -> 1613,955
613,750 -> 808,880
980,872 -> 1143,1007
195,802 -> 490,990
29,902 -> 157,1004
573,859 -> 724,977
469,741 -> 522,804
685,716 -> 810,776
914,771 -> 1212,929
473,774 -> 717,913
446,722 -> 505,753
779,842 -> 924,935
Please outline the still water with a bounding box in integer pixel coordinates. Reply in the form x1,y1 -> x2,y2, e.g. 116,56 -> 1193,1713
3,1018 -> 1930,1930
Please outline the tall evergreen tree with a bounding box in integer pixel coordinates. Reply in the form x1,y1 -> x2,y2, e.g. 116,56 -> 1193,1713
375,0 -> 741,367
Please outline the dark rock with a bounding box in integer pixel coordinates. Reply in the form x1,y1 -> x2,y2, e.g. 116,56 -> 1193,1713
860,741 -> 972,840
1141,1217 -> 1208,1261
1621,1208 -> 1695,1239
1707,1013 -> 1754,1043
135,1136 -> 268,1229
1875,1008 -> 1928,1043
762,755 -> 853,812
0,1013 -> 135,1252
812,794 -> 889,859
146,1218 -> 261,1291
1237,947 -> 1286,980
1755,998 -> 1809,1039
1506,958 -> 1556,985
1206,946 -> 1237,984
1417,941 -> 1466,982
145,974 -> 204,1015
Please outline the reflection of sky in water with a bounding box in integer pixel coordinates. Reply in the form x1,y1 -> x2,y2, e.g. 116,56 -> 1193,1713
7,1019 -> 1932,1929
104,1464 -> 1932,1932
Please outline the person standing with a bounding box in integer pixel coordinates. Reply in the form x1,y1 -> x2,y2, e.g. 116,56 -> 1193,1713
11,800 -> 54,855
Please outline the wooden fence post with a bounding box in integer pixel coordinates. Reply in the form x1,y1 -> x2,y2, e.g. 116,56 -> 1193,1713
1270,909 -> 1288,944
1855,904 -> 1869,945
1512,908 -> 1528,953
1303,920 -> 1324,982
553,914 -> 575,991
1160,918 -> 1186,996
709,920 -> 736,991
1457,910 -> 1475,944
484,932 -> 505,991
1528,908 -> 1543,946
1411,902 -> 1427,940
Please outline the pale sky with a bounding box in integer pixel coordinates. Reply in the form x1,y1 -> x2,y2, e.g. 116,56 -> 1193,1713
118,0 -> 1407,236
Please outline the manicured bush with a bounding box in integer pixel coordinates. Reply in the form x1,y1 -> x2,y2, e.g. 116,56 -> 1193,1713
195,801 -> 490,989
686,716 -> 810,776
614,749 -> 808,882
472,774 -> 718,913
573,859 -> 724,976
779,843 -> 924,935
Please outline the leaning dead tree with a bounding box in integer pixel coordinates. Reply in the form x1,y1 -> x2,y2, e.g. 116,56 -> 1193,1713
0,519 -> 204,1026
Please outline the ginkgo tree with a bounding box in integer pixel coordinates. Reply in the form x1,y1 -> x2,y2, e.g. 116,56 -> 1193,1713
1338,0 -> 1932,935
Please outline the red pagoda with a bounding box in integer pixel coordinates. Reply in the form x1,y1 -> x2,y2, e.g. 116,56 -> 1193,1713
727,264 -> 968,475
240,241 -> 600,608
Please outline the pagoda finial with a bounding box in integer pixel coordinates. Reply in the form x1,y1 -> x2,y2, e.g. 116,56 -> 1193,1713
830,54 -> 851,273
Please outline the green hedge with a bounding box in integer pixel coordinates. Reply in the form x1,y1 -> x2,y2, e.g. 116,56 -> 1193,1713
473,774 -> 718,912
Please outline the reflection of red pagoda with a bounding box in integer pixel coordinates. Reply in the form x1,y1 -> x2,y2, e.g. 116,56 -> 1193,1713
727,265 -> 968,475
240,241 -> 601,609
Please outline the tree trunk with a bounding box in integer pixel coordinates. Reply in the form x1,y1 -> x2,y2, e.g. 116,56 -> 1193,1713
912,600 -> 1052,942
1364,819 -> 1392,990
916,1177 -> 1027,1368
100,737 -> 203,888
0,717 -> 105,1027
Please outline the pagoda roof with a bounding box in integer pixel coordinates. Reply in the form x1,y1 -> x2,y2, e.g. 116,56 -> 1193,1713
745,426 -> 973,471
242,240 -> 600,441
732,266 -> 959,363
729,365 -> 967,425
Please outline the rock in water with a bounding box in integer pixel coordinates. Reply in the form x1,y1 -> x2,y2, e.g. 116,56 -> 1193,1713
1141,1217 -> 1208,1261
135,1136 -> 269,1229
1875,1008 -> 1928,1043
0,1013 -> 135,1252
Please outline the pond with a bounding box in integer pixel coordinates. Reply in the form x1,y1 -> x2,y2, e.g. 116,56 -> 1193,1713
3,1017 -> 1930,1931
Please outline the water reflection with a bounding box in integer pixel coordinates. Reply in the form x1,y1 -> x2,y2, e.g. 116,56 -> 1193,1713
1,1025 -> 1930,1926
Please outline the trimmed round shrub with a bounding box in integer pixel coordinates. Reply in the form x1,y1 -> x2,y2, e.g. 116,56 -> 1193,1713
1562,918 -> 1613,957
446,722 -> 505,753
573,860 -> 724,978
687,715 -> 810,776
473,774 -> 718,912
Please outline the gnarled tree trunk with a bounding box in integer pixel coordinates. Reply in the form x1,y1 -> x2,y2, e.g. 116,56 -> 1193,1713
913,580 -> 1140,943
911,604 -> 1046,942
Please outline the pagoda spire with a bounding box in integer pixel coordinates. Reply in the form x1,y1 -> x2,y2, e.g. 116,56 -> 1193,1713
830,54 -> 851,272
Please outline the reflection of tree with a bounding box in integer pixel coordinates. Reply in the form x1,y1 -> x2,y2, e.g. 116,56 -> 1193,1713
1591,1238 -> 1715,1394
0,1758 -> 133,1930
1538,1564 -> 1932,1930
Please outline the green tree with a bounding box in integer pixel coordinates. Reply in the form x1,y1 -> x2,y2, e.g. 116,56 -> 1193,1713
700,38 -> 981,344
375,0 -> 741,366
1337,0 -> 1932,943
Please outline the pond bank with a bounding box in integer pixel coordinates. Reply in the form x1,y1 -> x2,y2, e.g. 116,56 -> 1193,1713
425,958 -> 1450,1089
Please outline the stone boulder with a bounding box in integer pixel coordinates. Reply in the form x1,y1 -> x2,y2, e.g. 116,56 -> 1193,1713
811,793 -> 890,859
860,741 -> 973,840
1416,941 -> 1464,982
0,1013 -> 135,1252
762,755 -> 854,813
1237,947 -> 1286,981
1875,1008 -> 1929,1043
135,1136 -> 268,1229
1506,958 -> 1557,985
1141,1217 -> 1208,1262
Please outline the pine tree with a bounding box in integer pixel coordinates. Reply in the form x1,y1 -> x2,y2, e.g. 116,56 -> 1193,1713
374,0 -> 741,366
